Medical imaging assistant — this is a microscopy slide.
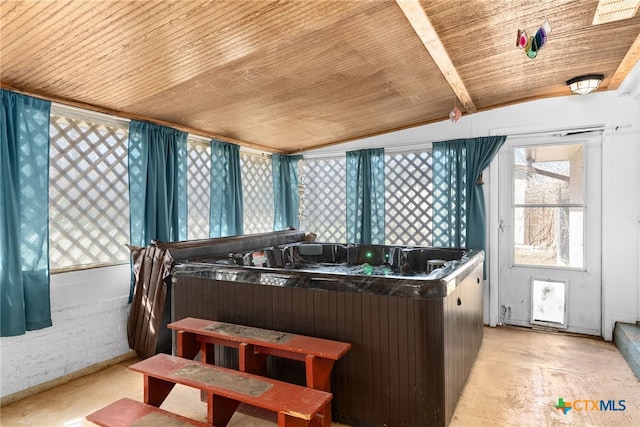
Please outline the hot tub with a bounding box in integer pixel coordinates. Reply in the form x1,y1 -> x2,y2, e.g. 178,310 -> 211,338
171,241 -> 484,427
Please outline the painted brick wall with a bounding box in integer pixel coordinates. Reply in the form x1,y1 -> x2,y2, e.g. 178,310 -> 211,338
0,263 -> 132,400
0,295 -> 130,398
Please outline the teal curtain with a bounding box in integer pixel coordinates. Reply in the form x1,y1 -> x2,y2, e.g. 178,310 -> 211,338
346,148 -> 385,244
272,154 -> 302,230
433,136 -> 506,276
432,141 -> 467,247
128,120 -> 187,248
1,90 -> 52,337
210,139 -> 243,237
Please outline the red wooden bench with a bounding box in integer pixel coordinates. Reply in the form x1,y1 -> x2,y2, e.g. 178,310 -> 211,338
168,317 -> 351,392
128,353 -> 332,427
86,397 -> 209,427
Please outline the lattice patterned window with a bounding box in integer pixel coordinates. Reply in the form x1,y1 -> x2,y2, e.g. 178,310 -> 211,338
300,157 -> 346,242
187,139 -> 211,239
49,111 -> 130,272
242,151 -> 274,234
385,151 -> 434,246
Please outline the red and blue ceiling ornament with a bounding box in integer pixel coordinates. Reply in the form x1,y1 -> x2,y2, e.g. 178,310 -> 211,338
516,19 -> 552,58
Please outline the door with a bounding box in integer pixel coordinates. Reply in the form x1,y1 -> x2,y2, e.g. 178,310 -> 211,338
498,133 -> 602,335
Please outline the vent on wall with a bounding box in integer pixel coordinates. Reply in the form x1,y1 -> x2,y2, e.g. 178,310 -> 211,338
592,0 -> 640,25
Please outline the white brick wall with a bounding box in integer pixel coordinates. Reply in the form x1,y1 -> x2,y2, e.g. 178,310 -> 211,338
0,265 -> 132,399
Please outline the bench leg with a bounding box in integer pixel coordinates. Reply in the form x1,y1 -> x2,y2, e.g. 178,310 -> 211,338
207,394 -> 240,426
144,375 -> 175,407
177,331 -> 200,359
200,341 -> 216,364
277,401 -> 331,427
198,342 -> 217,403
304,400 -> 332,427
305,355 -> 335,392
239,343 -> 268,375
277,412 -> 311,427
316,401 -> 332,427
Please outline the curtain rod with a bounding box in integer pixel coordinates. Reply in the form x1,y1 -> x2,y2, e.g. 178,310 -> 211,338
2,83 -> 282,154
300,140 -> 436,159
52,102 -> 274,156
490,123 -> 609,139
187,133 -> 272,156
507,124 -> 634,139
52,102 -> 130,126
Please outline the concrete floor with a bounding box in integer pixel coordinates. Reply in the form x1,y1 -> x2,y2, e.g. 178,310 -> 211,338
1,325 -> 638,427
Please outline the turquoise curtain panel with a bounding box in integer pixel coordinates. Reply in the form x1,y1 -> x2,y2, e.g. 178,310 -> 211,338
209,139 -> 243,237
346,148 -> 385,244
272,154 -> 303,231
1,89 -> 52,337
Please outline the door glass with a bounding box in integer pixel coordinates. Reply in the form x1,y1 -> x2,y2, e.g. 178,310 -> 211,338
513,144 -> 584,268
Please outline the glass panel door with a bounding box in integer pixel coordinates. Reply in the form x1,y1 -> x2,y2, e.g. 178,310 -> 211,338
498,134 -> 602,335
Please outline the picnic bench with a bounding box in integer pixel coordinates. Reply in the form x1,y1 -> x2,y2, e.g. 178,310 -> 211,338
168,317 -> 352,392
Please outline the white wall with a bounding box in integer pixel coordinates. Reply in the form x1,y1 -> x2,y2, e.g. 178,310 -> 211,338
0,265 -> 131,399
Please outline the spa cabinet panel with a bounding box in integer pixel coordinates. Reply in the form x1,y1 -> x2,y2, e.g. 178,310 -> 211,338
171,254 -> 483,427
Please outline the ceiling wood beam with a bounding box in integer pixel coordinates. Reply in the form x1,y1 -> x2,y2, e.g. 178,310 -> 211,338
395,0 -> 476,113
608,31 -> 640,89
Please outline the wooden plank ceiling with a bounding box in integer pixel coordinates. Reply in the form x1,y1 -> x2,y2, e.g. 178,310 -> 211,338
2,0 -> 639,153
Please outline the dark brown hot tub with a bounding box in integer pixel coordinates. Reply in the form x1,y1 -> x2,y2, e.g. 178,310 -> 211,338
170,240 -> 484,427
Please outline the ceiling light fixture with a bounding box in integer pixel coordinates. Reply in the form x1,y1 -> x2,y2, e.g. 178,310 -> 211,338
566,74 -> 605,95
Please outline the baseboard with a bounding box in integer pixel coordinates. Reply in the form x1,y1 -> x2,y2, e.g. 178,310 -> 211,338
0,350 -> 137,407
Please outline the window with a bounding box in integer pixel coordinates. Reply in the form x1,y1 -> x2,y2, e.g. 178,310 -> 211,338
300,151 -> 436,245
187,139 -> 211,240
512,143 -> 585,268
49,110 -> 130,272
300,157 -> 346,242
385,151 -> 434,246
186,142 -> 274,238
241,151 -> 274,234
48,108 -> 279,271
47,104 -> 441,273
